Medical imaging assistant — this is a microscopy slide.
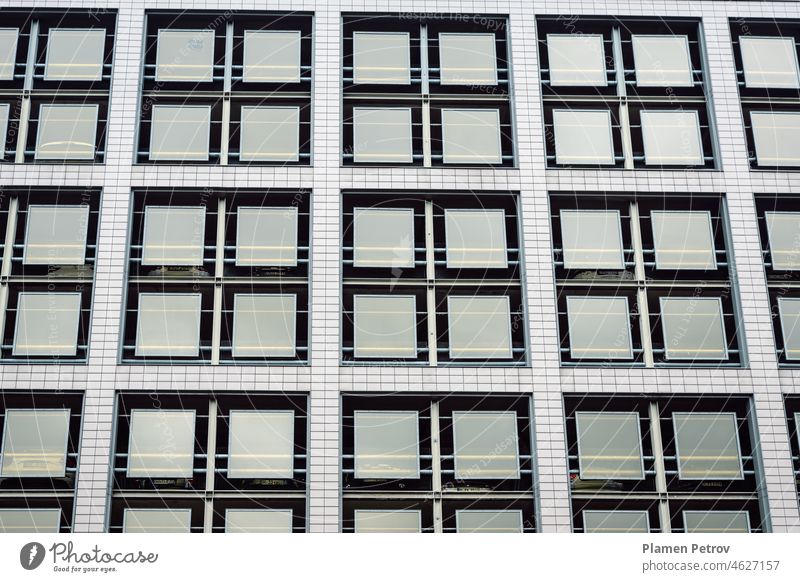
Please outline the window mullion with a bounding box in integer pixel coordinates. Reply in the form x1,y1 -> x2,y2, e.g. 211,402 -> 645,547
420,24 -> 432,167
425,200 -> 437,366
220,22 -> 234,166
648,401 -> 671,533
430,400 -> 443,533
612,26 -> 634,170
15,20 -> 38,163
0,196 -> 18,346
211,197 -> 226,365
629,201 -> 654,367
203,398 -> 217,533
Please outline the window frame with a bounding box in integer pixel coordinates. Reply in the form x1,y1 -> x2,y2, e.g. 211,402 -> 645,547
672,411 -> 744,482
650,210 -> 717,271
451,410 -> 521,481
242,29 -> 302,84
582,509 -> 651,533
659,296 -> 729,362
574,411 -> 645,480
353,410 -> 421,480
437,32 -> 498,86
12,291 -> 82,357
34,103 -> 99,161
0,408 -> 71,478
44,27 -> 106,82
226,409 -> 295,479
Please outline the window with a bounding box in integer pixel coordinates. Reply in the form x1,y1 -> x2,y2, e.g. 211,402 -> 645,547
343,394 -> 535,533
35,104 -> 98,160
651,211 -> 716,270
778,298 -> 800,361
1,409 -> 70,477
123,509 -> 192,533
683,511 -> 750,533
343,14 -> 513,167
567,395 -> 763,533
750,112 -> 800,168
139,11 -> 311,165
765,211 -> 800,270
13,293 -> 82,356
123,189 -> 309,364
560,210 -> 624,269
740,36 -> 800,89
45,29 -> 106,81
127,410 -> 196,478
227,411 -> 294,478
539,18 -> 714,169
0,28 -> 17,80
225,509 -> 293,533
0,509 -> 61,533
784,400 -> 800,507
343,191 -> 526,366
566,297 -> 633,360
23,205 -> 89,265
660,298 -> 727,361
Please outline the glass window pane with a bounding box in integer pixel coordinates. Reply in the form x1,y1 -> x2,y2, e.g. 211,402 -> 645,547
243,30 -> 300,83
240,106 -> 299,162
354,510 -> 420,533
353,32 -> 410,85
439,33 -> 497,85
751,111 -> 800,167
354,411 -> 419,479
123,509 -> 191,533
142,206 -> 205,266
673,412 -> 742,480
765,211 -> 800,270
23,205 -> 90,265
127,409 -> 195,478
353,108 -> 413,163
0,28 -> 17,81
567,297 -> 633,360
149,105 -> 211,161
353,208 -> 414,268
0,509 -> 60,533
135,293 -> 202,357
441,108 -> 502,164
583,510 -> 649,533
779,298 -> 800,361
0,409 -> 70,477
445,209 -> 507,269
13,292 -> 81,356
683,511 -> 750,533
353,295 -> 417,358
448,296 -> 512,359
45,28 -> 105,81
225,509 -> 292,533
35,104 -> 97,160
546,34 -> 607,86
156,29 -> 214,82
456,510 -> 522,533
740,36 -> 800,89
575,411 -> 643,479
660,297 -> 727,360
651,211 -> 716,270
632,35 -> 693,87
228,410 -> 294,478
452,411 -> 519,480
560,209 -> 624,269
0,104 -> 8,145
553,109 -> 614,165
232,294 -> 296,358
641,110 -> 704,166
236,207 -> 298,267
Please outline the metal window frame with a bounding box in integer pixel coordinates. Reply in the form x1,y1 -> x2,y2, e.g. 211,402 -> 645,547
353,409 -> 421,480
446,294 -> 513,360
582,509 -> 651,533
122,507 -> 193,533
234,205 -> 299,268
22,204 -> 90,266
444,208 -> 508,270
134,292 -> 203,357
351,30 -> 412,85
545,33 -> 608,87
0,408 -> 71,478
566,295 -> 634,361
141,205 -> 206,267
454,508 -> 523,533
223,507 -> 294,533
765,211 -> 800,271
552,108 -> 616,166
740,35 -> 800,90
659,296 -> 729,362
353,294 -> 418,359
353,508 -> 422,533
12,291 -> 82,357
559,208 -> 625,270
650,209 -> 717,270
155,28 -> 216,83
352,206 -> 416,269
631,34 -> 693,88
437,32 -> 498,86
0,27 -> 19,81
148,104 -> 212,162
44,27 -> 106,82
231,293 -> 297,359
34,103 -> 99,161
238,105 -> 300,162
126,408 -> 197,479
242,29 -> 302,83
352,106 -> 414,164
440,107 -> 503,165
574,411 -> 644,480
682,509 -> 751,533
778,297 -> 800,361
672,411 -> 744,481
0,507 -> 61,533
640,109 -> 704,166
226,409 -> 295,479
451,409 -> 521,480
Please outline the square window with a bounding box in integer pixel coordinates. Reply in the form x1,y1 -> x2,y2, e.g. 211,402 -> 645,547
452,411 -> 519,480
546,34 -> 607,87
23,205 -> 90,265
352,108 -> 413,164
448,296 -> 512,359
123,509 -> 191,533
149,105 -> 211,162
354,509 -> 421,533
445,209 -> 507,269
352,32 -> 411,85
582,510 -> 649,533
353,208 -> 415,268
553,109 -> 615,165
13,292 -> 82,356
0,104 -> 8,148
455,510 -> 523,533
640,110 -> 704,166
441,108 -> 502,164
651,211 -> 716,270
127,409 -> 195,478
0,509 -> 61,533
353,295 -> 417,359
439,33 -> 497,85
239,106 -> 299,162
142,206 -> 205,266
751,111 -> 800,167
673,412 -> 743,480
765,211 -> 800,270
0,409 -> 70,477
660,297 -> 727,361
35,104 -> 98,160
243,30 -> 301,83
778,297 -> 800,361
575,411 -> 643,480
45,28 -> 106,81
0,28 -> 18,81
135,293 -> 202,358
740,36 -> 800,89
225,509 -> 293,533
567,297 -> 633,360
354,410 -> 419,479
232,294 -> 296,358
560,209 -> 624,269
227,410 -> 294,478
683,511 -> 750,533
235,207 -> 298,267
156,29 -> 215,83
632,35 -> 693,87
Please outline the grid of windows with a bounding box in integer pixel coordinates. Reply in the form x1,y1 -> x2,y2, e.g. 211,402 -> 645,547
342,14 -> 514,167
110,393 -> 307,533
342,394 -> 535,533
137,11 -> 312,165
